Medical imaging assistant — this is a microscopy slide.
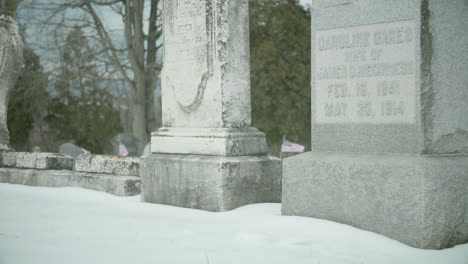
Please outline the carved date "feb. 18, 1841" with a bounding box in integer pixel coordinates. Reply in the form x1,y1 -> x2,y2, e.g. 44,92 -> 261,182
314,20 -> 417,124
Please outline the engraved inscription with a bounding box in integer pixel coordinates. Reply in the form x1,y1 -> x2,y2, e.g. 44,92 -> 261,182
164,0 -> 213,112
314,20 -> 417,124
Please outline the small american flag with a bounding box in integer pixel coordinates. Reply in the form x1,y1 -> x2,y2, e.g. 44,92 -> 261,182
119,143 -> 129,156
281,139 -> 305,153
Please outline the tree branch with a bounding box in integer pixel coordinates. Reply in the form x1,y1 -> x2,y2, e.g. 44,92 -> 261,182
84,1 -> 134,88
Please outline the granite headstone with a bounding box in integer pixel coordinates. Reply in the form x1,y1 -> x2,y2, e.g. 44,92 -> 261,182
282,0 -> 468,249
59,143 -> 89,158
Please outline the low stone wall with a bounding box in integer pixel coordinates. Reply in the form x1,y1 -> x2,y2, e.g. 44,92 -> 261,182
0,152 -> 141,196
0,152 -> 73,170
74,155 -> 140,176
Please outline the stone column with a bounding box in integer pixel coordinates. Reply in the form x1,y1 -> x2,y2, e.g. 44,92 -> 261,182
282,0 -> 468,249
141,0 -> 281,211
0,0 -> 23,151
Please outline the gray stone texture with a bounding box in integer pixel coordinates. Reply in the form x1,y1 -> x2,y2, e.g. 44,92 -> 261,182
310,0 -> 468,155
0,168 -> 140,196
282,152 -> 468,249
142,0 -> 281,211
0,153 -> 141,196
0,152 -> 74,170
153,0 -> 268,157
0,13 -> 23,151
151,127 -> 268,156
282,0 -> 468,250
425,0 -> 468,155
74,154 -> 140,176
161,0 -> 251,128
141,154 -> 281,212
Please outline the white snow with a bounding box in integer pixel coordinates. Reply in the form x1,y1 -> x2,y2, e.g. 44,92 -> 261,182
0,183 -> 467,264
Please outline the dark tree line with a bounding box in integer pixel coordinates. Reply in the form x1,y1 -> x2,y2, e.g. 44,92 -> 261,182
250,0 -> 311,154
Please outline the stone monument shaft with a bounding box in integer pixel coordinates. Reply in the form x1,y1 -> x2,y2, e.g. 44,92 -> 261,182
141,0 -> 281,212
151,0 -> 267,157
0,0 -> 23,151
161,0 -> 251,128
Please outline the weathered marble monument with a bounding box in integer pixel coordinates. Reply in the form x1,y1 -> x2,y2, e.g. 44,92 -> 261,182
0,0 -> 22,151
283,0 -> 468,249
141,0 -> 281,211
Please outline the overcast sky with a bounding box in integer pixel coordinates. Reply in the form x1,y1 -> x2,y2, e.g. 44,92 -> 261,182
300,0 -> 312,8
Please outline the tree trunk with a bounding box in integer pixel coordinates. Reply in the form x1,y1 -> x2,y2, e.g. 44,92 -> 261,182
30,0 -> 164,154
145,66 -> 159,135
132,76 -> 148,155
144,0 -> 162,137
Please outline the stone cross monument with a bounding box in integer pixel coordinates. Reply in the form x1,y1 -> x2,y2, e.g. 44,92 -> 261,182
0,0 -> 23,151
141,0 -> 281,211
283,0 -> 468,249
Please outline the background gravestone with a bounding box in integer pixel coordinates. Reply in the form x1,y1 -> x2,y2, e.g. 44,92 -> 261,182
141,0 -> 281,212
59,143 -> 88,158
282,0 -> 468,249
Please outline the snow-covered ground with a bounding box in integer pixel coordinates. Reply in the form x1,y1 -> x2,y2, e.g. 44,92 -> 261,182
0,183 -> 467,264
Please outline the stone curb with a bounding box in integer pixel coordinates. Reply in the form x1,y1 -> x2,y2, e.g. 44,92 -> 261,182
0,152 -> 74,170
0,168 -> 140,196
74,154 -> 140,176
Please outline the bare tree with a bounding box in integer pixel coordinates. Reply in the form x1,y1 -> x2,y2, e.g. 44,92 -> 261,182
22,0 -> 163,154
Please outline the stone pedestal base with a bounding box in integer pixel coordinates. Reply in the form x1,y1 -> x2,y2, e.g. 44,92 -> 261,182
282,152 -> 468,249
141,154 -> 281,212
151,127 -> 268,156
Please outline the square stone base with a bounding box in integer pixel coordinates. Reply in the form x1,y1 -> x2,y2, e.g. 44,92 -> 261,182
141,154 -> 282,211
282,152 -> 468,249
151,127 -> 268,156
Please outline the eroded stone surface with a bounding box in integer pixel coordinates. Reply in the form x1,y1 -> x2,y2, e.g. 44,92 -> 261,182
161,0 -> 251,128
141,154 -> 281,212
151,127 -> 268,156
152,0 -> 270,158
74,155 -> 140,176
1,152 -> 73,170
425,0 -> 468,154
0,168 -> 140,196
282,152 -> 468,249
144,0 -> 281,211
